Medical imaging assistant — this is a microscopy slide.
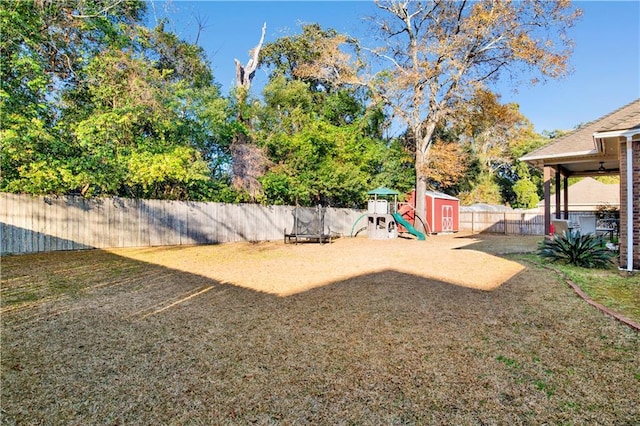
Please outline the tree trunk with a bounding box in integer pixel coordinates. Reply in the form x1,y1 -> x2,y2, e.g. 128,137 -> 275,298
414,153 -> 428,234
413,121 -> 437,234
231,23 -> 267,200
230,133 -> 268,200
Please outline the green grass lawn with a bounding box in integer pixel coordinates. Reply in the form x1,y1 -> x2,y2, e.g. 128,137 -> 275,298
515,254 -> 640,325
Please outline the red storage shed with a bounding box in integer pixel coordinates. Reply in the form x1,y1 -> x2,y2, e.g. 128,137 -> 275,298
406,190 -> 459,234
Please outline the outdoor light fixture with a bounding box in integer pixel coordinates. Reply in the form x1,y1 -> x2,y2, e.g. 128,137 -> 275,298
598,162 -> 606,173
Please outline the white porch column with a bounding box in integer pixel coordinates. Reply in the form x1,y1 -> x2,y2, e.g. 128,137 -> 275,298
625,136 -> 634,272
544,166 -> 552,235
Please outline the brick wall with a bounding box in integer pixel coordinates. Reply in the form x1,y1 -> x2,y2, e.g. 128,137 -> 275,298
619,138 -> 640,271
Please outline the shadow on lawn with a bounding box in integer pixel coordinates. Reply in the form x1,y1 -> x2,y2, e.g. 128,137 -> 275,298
1,247 -> 505,325
0,249 -> 231,326
2,248 -> 639,425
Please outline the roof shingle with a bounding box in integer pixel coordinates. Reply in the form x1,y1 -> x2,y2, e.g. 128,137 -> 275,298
521,98 -> 640,160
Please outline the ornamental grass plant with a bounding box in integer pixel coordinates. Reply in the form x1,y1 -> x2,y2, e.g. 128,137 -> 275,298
537,231 -> 615,269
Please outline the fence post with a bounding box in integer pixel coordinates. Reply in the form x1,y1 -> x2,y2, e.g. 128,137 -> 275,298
504,212 -> 507,235
471,212 -> 475,234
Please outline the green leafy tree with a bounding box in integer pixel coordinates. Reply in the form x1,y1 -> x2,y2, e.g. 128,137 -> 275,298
256,25 -> 395,207
261,23 -> 362,92
512,177 -> 540,209
454,90 -> 536,205
257,76 -> 387,207
1,0 -> 145,195
1,0 -> 235,200
68,46 -> 218,198
371,139 -> 415,196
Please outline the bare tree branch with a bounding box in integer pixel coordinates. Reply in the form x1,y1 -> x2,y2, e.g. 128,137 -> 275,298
194,14 -> 209,45
234,22 -> 267,89
360,46 -> 408,75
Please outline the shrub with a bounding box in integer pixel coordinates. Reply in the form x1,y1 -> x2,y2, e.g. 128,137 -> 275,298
538,231 -> 615,269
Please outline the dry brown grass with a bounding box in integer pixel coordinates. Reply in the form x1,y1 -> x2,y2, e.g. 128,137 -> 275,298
2,233 -> 639,425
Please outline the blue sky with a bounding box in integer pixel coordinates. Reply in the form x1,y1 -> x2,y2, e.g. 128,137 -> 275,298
149,1 -> 640,133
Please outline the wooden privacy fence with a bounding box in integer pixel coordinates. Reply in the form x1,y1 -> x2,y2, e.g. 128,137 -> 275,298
459,211 -> 545,235
2,192 -> 599,254
0,193 -> 364,254
459,210 -> 599,235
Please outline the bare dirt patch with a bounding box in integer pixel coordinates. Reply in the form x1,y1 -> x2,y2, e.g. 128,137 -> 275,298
2,233 -> 638,424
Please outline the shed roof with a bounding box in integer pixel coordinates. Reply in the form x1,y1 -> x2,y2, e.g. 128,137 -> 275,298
425,190 -> 459,201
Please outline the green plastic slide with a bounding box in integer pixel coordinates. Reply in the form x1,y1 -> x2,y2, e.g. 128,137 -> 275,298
392,213 -> 426,240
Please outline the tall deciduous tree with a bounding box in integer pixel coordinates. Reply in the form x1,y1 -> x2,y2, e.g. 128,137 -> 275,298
455,89 -> 533,204
458,90 -> 529,174
257,48 -> 389,207
368,0 -> 580,231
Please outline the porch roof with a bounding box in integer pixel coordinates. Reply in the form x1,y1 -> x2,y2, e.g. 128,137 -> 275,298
520,99 -> 640,175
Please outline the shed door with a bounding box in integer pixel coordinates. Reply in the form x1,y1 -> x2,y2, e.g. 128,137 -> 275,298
442,205 -> 453,231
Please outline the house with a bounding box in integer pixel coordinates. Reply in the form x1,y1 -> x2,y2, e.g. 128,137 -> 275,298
536,177 -> 619,211
521,99 -> 639,272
